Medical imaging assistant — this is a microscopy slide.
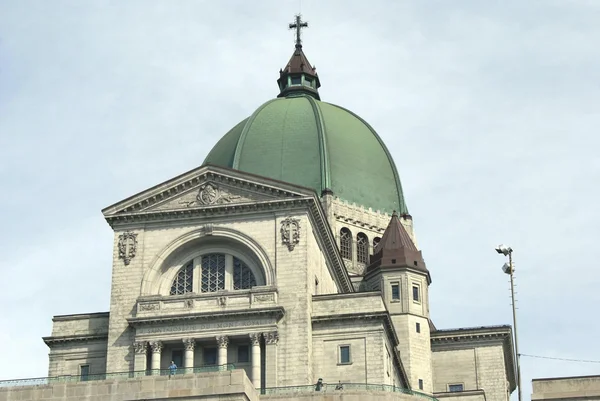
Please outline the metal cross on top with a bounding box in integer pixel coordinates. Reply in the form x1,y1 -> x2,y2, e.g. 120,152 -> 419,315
289,14 -> 308,48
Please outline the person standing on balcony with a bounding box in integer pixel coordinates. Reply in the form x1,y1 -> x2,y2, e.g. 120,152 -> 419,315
169,361 -> 177,377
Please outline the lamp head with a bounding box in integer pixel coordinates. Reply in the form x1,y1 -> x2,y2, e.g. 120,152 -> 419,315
495,244 -> 513,256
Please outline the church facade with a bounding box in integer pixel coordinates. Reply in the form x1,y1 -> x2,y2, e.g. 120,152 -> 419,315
2,16 -> 516,401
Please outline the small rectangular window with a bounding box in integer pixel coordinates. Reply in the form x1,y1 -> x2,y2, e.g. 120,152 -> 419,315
418,379 -> 424,390
412,285 -> 420,302
416,322 -> 421,333
237,345 -> 249,363
449,384 -> 464,392
339,345 -> 351,364
80,365 -> 90,381
291,77 -> 302,86
391,283 -> 400,300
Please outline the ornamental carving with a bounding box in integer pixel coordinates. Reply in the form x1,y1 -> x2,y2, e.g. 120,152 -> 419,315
182,338 -> 195,351
218,296 -> 227,307
280,217 -> 300,251
150,341 -> 163,353
133,341 -> 147,354
216,335 -> 229,348
254,294 -> 274,303
185,299 -> 194,308
249,333 -> 261,346
118,231 -> 138,265
263,331 -> 279,345
138,302 -> 160,312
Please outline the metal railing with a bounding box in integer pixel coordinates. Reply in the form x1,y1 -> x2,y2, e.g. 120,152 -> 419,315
261,382 -> 439,400
0,364 -> 236,389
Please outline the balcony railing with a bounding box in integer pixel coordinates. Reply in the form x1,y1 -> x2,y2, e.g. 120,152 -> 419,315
0,364 -> 236,388
261,382 -> 439,401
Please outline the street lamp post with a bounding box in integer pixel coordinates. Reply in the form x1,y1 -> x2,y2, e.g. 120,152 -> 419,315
495,244 -> 522,401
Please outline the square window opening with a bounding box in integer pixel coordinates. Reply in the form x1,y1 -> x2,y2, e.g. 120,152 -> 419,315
203,347 -> 218,366
449,384 -> 464,392
339,345 -> 351,364
416,322 -> 421,333
418,379 -> 424,390
80,365 -> 90,381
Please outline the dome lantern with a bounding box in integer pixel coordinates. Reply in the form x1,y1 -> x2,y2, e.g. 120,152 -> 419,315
277,14 -> 321,100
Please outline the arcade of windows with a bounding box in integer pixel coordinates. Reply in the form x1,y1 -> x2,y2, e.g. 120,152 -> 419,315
339,228 -> 381,264
170,253 -> 257,295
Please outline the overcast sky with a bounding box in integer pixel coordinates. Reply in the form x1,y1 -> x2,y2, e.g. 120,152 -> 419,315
1,0 -> 599,398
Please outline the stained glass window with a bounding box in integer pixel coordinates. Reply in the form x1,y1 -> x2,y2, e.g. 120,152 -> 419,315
233,257 -> 256,290
357,233 -> 369,264
170,261 -> 193,295
340,228 -> 352,260
201,254 -> 225,292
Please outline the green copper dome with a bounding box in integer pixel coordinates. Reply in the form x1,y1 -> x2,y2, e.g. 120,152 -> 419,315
203,95 -> 408,214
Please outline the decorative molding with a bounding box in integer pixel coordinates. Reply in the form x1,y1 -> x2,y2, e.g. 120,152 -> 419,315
280,217 -> 301,251
43,334 -> 107,346
138,302 -> 160,312
263,331 -> 279,345
150,341 -> 163,353
216,335 -> 229,348
253,293 -> 274,303
182,338 -> 195,351
178,182 -> 248,208
249,333 -> 261,346
118,231 -> 138,265
133,341 -> 147,354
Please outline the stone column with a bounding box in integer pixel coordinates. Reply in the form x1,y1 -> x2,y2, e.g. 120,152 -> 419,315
264,331 -> 279,388
133,341 -> 148,375
183,338 -> 195,373
250,333 -> 261,388
150,341 -> 163,376
216,335 -> 229,369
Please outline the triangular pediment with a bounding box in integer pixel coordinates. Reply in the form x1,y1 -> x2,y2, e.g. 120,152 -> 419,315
102,164 -> 314,219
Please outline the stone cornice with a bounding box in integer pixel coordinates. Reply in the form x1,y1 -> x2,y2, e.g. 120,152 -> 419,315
127,306 -> 285,327
435,389 -> 485,398
52,312 -> 109,322
43,334 -> 108,347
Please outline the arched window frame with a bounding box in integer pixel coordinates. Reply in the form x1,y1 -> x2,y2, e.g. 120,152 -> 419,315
340,228 -> 353,260
373,237 -> 381,251
164,247 -> 264,296
356,232 -> 369,264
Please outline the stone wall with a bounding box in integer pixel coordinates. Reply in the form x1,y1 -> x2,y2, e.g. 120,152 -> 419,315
0,369 -> 257,401
532,375 -> 600,401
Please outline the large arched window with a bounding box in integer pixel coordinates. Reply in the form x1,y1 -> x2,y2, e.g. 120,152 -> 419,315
340,228 -> 352,260
169,252 -> 258,295
357,233 -> 369,264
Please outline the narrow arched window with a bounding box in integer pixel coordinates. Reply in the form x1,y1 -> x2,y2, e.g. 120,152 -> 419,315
170,261 -> 193,295
233,257 -> 257,290
340,228 -> 352,260
357,233 -> 369,264
201,253 -> 226,292
373,237 -> 381,250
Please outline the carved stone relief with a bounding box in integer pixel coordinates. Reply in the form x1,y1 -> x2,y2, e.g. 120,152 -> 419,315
182,338 -> 195,351
249,333 -> 261,346
280,217 -> 300,251
150,341 -> 163,353
118,231 -> 138,265
253,294 -> 275,303
216,335 -> 229,348
138,303 -> 160,312
263,331 -> 279,345
218,296 -> 227,307
178,183 -> 249,207
133,341 -> 147,354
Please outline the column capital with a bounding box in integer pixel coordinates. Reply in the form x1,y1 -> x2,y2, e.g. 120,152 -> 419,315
133,341 -> 147,354
263,331 -> 279,345
216,335 -> 229,348
150,340 -> 163,353
249,333 -> 261,346
182,338 -> 195,351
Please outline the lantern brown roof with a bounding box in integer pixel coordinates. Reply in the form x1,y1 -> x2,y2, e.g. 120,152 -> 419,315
367,211 -> 431,283
281,46 -> 318,76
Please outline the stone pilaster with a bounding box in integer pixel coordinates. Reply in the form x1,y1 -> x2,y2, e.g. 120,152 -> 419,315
216,335 -> 229,367
132,341 -> 147,374
183,338 -> 195,373
149,341 -> 163,376
264,331 -> 279,387
250,333 -> 261,388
